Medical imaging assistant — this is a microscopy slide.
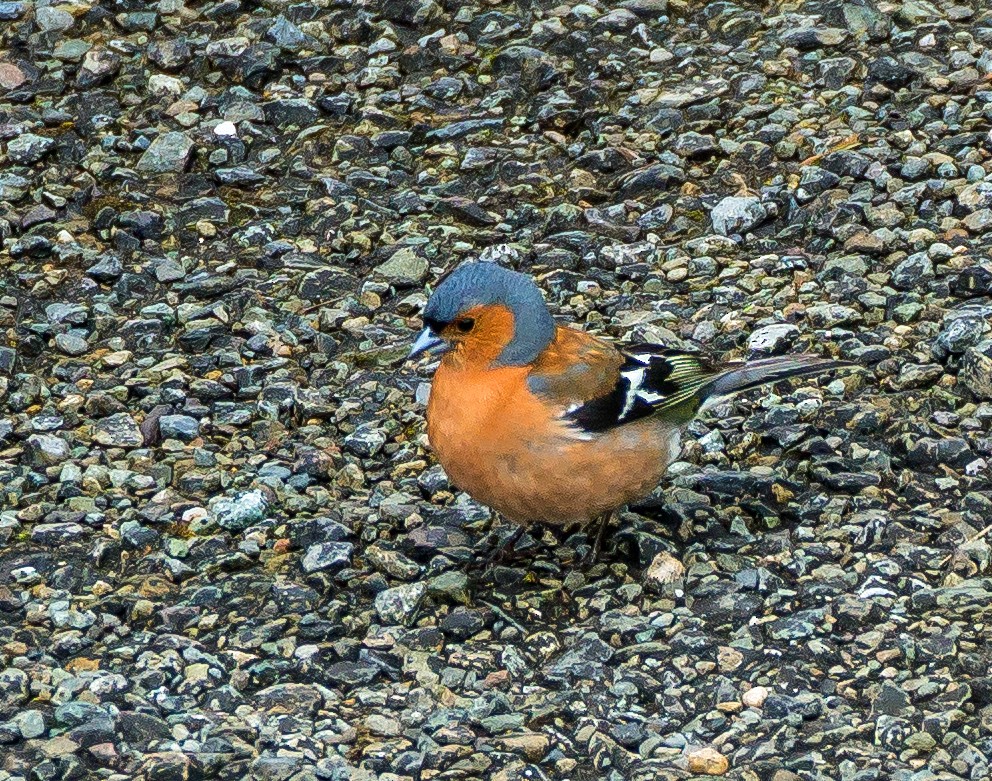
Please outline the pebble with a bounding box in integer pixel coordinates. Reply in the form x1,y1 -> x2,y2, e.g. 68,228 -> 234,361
136,131 -> 194,173
687,747 -> 730,775
302,542 -> 353,573
747,323 -> 800,354
644,551 -> 685,590
92,413 -> 143,448
212,489 -> 269,531
158,414 -> 199,441
374,582 -> 427,626
6,133 -> 55,164
743,686 -> 769,708
710,196 -> 767,236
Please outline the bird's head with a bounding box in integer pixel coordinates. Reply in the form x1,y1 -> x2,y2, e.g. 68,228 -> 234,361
408,262 -> 555,366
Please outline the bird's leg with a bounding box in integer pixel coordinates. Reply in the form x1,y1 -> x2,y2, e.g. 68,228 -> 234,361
582,511 -> 615,566
465,521 -> 528,573
487,523 -> 527,563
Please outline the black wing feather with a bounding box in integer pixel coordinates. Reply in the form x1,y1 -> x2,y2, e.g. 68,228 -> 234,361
564,344 -> 715,433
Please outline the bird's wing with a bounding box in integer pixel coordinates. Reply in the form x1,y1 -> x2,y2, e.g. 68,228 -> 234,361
557,343 -> 720,433
526,333 -> 714,433
531,337 -> 846,435
526,327 -> 626,409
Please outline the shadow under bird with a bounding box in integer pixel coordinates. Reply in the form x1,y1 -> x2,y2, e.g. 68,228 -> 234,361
408,262 -> 850,555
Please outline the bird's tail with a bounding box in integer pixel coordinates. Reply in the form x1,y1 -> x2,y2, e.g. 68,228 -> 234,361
701,355 -> 850,402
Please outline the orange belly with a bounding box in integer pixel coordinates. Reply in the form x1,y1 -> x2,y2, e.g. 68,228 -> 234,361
426,363 -> 678,525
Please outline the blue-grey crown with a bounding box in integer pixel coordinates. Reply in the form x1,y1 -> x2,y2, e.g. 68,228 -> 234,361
423,262 -> 555,366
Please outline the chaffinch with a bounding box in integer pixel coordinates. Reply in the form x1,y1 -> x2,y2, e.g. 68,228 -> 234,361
409,262 -> 847,538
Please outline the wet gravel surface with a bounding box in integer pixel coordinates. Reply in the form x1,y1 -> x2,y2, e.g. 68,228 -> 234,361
3,0 -> 992,779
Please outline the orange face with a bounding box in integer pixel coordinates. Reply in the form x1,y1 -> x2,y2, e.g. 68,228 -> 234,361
429,304 -> 518,367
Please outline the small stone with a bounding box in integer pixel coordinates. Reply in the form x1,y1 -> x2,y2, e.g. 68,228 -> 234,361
427,571 -> 471,604
963,209 -> 992,233
0,61 -> 27,90
343,422 -> 387,457
85,254 -> 124,281
496,732 -> 550,760
376,246 -> 428,286
959,181 -> 992,211
39,734 -> 80,758
747,323 -> 799,354
54,333 -> 88,356
366,544 -> 421,580
0,667 -> 29,713
12,709 -> 45,739
374,582 -> 427,626
710,196 -> 767,236
905,731 -> 937,751
743,686 -> 769,708
92,413 -> 143,448
365,714 -> 402,737
35,6 -> 73,31
212,489 -> 270,531
120,521 -> 160,549
687,747 -> 729,775
867,55 -> 916,87
890,252 -> 933,290
645,551 -> 685,589
154,257 -> 186,282
25,433 -> 71,467
158,414 -> 199,441
302,542 -> 353,573
137,131 -> 194,174
31,522 -> 87,545
254,683 -> 323,716
6,133 -> 55,164
961,343 -> 992,399
77,48 -> 121,87
0,3 -> 27,21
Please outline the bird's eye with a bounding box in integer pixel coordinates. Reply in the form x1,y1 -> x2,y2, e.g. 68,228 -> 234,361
456,318 -> 475,333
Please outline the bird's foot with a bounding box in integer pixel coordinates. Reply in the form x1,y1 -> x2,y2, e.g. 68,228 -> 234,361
465,524 -> 528,573
577,512 -> 615,568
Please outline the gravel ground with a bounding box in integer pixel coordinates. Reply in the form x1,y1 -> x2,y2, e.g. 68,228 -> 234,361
3,0 -> 992,779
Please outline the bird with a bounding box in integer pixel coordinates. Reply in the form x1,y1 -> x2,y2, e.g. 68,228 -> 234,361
408,261 -> 848,558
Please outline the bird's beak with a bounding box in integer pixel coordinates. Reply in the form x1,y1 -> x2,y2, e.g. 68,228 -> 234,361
408,328 -> 448,361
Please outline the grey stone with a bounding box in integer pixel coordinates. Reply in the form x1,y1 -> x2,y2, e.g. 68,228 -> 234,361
343,422 -> 387,457
302,542 -> 353,573
158,414 -> 200,441
6,133 -> 55,164
212,489 -> 269,530
54,333 -> 88,356
31,523 -> 88,545
890,252 -> 934,290
11,709 -> 45,739
747,323 -> 800,354
963,209 -> 992,233
137,131 -> 194,174
375,246 -> 428,285
710,196 -> 768,236
374,582 -> 427,626
25,433 -> 71,466
92,413 -> 143,448
0,667 -> 29,717
961,342 -> 992,399
0,2 -> 27,21
36,6 -> 73,31
85,254 -> 124,281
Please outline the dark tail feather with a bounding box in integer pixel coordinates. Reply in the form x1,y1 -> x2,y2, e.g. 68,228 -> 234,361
701,355 -> 851,401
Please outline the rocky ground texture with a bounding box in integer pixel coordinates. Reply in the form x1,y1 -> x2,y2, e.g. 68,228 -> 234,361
2,0 -> 992,779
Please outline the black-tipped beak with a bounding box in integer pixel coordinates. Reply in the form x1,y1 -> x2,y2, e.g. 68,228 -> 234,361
408,328 -> 448,361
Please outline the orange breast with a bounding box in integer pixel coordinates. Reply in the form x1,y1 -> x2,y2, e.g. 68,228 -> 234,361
426,362 -> 677,526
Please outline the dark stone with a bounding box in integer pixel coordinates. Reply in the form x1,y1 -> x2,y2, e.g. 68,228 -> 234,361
866,56 -> 917,88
